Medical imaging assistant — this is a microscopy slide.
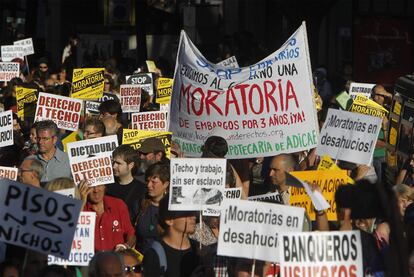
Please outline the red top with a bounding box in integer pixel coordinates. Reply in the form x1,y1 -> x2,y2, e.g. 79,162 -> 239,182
84,195 -> 135,252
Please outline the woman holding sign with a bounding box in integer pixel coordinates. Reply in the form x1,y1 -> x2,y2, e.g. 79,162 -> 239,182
135,162 -> 170,253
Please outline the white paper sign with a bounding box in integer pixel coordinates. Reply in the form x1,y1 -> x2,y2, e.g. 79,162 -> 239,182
48,212 -> 95,266
248,192 -> 283,203
217,199 -> 304,262
67,135 -> 118,160
349,82 -> 375,99
202,187 -> 242,216
0,110 -> 14,148
125,73 -> 153,96
217,56 -> 239,68
14,38 -> 35,56
0,166 -> 18,181
1,45 -> 24,61
169,158 -> 226,211
35,92 -> 83,131
170,22 -> 319,158
55,188 -> 76,199
316,108 -> 381,165
0,62 -> 19,81
0,179 -> 82,258
280,231 -> 363,277
120,84 -> 141,113
131,111 -> 168,131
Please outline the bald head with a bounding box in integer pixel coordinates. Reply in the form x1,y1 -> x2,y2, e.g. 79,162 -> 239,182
269,154 -> 297,189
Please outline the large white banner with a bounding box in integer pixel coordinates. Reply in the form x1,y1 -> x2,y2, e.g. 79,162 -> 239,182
217,199 -> 304,262
316,109 -> 381,165
280,231 -> 363,277
48,212 -> 95,266
169,22 -> 318,158
0,179 -> 82,258
169,158 -> 226,211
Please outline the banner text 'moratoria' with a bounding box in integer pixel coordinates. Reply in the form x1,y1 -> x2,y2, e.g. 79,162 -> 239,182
179,79 -> 299,116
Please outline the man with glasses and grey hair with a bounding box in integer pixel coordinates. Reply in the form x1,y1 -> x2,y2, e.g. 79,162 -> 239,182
18,157 -> 44,188
29,120 -> 71,183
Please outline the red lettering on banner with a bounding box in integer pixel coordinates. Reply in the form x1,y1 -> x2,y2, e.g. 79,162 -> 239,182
179,79 -> 299,116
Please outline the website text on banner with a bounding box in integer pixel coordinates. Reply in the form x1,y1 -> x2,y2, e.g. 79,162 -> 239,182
169,22 -> 318,159
280,231 -> 363,277
217,199 -> 304,262
0,179 -> 83,259
316,108 -> 382,165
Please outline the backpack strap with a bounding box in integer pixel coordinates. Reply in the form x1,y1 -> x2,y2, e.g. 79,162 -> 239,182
150,240 -> 167,274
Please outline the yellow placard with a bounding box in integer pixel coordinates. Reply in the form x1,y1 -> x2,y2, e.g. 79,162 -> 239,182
317,155 -> 354,184
393,101 -> 401,115
349,94 -> 388,118
289,170 -> 348,221
146,60 -> 157,73
122,129 -> 172,158
62,131 -> 81,152
156,78 -> 173,104
71,68 -> 105,99
16,87 -> 37,119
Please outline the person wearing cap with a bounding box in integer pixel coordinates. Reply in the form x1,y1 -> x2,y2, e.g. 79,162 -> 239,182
137,137 -> 168,172
142,195 -> 200,277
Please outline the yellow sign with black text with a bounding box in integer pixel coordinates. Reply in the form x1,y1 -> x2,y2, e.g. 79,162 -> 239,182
72,68 -> 105,99
122,129 -> 172,158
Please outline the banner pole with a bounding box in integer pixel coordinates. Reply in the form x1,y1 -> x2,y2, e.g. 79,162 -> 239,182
199,211 -> 202,249
251,259 -> 256,276
24,55 -> 30,75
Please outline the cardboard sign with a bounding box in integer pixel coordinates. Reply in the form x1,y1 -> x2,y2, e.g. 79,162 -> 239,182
48,212 -> 95,266
170,23 -> 319,158
169,158 -> 226,211
1,45 -> 24,61
120,84 -> 141,113
349,82 -> 375,99
0,179 -> 82,258
280,231 -> 363,277
317,155 -> 354,184
0,166 -> 18,181
217,56 -> 239,68
16,87 -> 37,119
316,108 -> 382,165
70,153 -> 114,186
72,68 -> 105,99
131,111 -> 168,131
126,73 -> 153,96
0,62 -> 19,81
217,199 -> 304,262
202,187 -> 242,216
289,170 -> 345,220
67,135 -> 118,160
122,129 -> 171,158
0,110 -> 14,147
350,94 -> 388,118
68,136 -> 118,186
156,78 -> 173,104
14,38 -> 35,56
35,92 -> 83,131
146,60 -> 157,73
248,192 -> 283,203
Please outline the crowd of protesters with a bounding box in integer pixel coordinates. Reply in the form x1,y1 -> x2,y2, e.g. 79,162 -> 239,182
0,36 -> 414,277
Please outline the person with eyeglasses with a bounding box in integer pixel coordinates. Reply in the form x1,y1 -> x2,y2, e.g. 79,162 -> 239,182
28,120 -> 71,183
83,117 -> 105,140
18,157 -> 44,188
117,249 -> 143,277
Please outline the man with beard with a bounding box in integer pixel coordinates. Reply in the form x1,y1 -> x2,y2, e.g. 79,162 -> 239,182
137,137 -> 168,174
106,145 -> 146,223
